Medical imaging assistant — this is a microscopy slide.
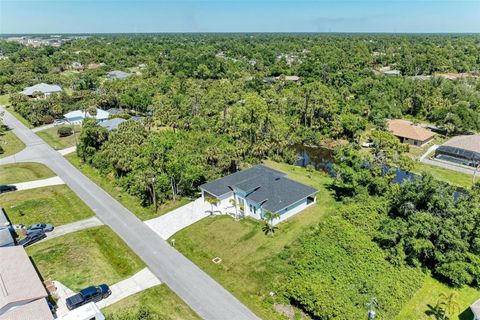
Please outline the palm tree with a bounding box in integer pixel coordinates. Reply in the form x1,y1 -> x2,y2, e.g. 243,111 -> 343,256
437,292 -> 460,320
205,197 -> 220,216
262,210 -> 280,236
229,198 -> 239,220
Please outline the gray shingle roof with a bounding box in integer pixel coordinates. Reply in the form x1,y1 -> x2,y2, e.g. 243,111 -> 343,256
200,165 -> 318,213
99,118 -> 126,131
21,83 -> 62,96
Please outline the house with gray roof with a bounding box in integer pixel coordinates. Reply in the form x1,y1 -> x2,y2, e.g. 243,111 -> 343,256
199,164 -> 317,224
21,83 -> 62,98
0,208 -> 15,248
107,70 -> 132,80
99,118 -> 126,131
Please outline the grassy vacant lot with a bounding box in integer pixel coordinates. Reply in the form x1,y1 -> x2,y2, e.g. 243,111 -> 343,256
37,125 -> 81,149
397,275 -> 478,320
104,285 -> 200,320
27,226 -> 145,291
0,94 -> 10,106
0,130 -> 25,158
0,185 -> 93,226
173,160 -> 339,319
413,162 -> 472,189
66,153 -> 189,220
0,162 -> 55,184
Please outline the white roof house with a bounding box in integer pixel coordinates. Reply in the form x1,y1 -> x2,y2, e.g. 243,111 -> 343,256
64,108 -> 110,124
21,83 -> 62,96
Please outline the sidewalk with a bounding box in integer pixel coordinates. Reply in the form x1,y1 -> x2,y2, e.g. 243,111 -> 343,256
58,146 -> 77,156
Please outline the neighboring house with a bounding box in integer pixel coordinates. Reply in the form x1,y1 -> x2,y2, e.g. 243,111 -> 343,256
105,108 -> 126,115
64,108 -> 110,125
275,75 -> 301,82
435,134 -> 480,168
87,63 -> 105,70
383,69 -> 401,76
411,75 -> 432,81
107,70 -> 132,80
0,208 -> 15,248
436,72 -> 478,80
21,83 -> 62,98
71,61 -> 83,71
471,299 -> 480,320
387,119 -> 436,147
99,118 -> 126,131
0,246 -> 53,320
199,165 -> 318,224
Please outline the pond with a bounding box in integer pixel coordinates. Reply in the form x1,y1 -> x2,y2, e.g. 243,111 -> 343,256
293,144 -> 417,185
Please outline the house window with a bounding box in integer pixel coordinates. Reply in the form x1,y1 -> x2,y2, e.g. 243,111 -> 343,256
253,206 -> 257,214
249,204 -> 253,213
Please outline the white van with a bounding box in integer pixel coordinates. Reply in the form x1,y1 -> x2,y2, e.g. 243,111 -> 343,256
57,302 -> 105,320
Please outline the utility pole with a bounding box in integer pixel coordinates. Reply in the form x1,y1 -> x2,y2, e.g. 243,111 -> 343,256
367,298 -> 378,320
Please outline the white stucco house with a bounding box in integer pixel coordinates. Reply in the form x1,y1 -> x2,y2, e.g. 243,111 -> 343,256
63,108 -> 110,125
199,165 -> 318,225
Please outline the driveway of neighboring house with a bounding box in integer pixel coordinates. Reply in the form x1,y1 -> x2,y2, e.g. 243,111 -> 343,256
12,176 -> 65,190
36,216 -> 103,244
54,268 -> 161,317
32,124 -> 55,132
421,158 -> 476,175
145,198 -> 210,240
58,146 -> 77,156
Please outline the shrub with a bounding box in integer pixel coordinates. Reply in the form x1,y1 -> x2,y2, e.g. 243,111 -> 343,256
42,115 -> 54,124
57,126 -> 73,137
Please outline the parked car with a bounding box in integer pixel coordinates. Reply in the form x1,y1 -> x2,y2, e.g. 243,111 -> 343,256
53,119 -> 67,126
66,284 -> 111,310
26,223 -> 54,234
0,185 -> 17,194
18,230 -> 46,247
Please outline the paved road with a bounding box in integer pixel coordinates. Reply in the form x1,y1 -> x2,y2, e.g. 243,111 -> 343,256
0,107 -> 259,320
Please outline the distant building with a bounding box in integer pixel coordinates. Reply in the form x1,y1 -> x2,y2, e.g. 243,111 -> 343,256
21,83 -> 62,98
71,62 -> 83,71
411,75 -> 432,81
387,119 -> 436,147
98,118 -> 126,131
87,63 -> 105,70
64,108 -> 110,125
0,246 -> 53,320
435,134 -> 480,168
107,70 -> 133,80
274,75 -> 301,82
383,70 -> 401,76
105,108 -> 126,115
436,72 -> 477,80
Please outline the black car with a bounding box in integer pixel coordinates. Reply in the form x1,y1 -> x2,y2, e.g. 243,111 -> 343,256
66,284 -> 111,310
18,230 -> 46,247
0,185 -> 17,194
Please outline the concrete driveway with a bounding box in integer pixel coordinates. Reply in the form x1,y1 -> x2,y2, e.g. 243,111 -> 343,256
36,216 -> 103,244
145,198 -> 209,240
11,176 -> 65,191
54,268 -> 161,317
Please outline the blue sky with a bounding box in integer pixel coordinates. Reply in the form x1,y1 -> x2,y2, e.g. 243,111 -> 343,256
1,1 -> 479,34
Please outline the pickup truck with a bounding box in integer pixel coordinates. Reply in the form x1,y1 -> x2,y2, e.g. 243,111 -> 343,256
66,284 -> 111,310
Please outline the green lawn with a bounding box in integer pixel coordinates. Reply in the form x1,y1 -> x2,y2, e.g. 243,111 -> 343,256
0,162 -> 55,184
0,185 -> 94,226
397,275 -> 478,320
27,226 -> 145,291
104,284 -> 201,320
37,125 -> 81,150
65,153 -> 190,220
172,160 -> 340,319
413,162 -> 472,189
0,94 -> 10,106
0,130 -> 25,158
